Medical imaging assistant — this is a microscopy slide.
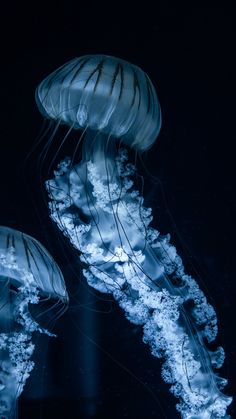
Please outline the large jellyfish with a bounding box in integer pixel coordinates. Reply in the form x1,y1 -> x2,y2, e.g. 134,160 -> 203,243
35,55 -> 232,418
0,226 -> 68,418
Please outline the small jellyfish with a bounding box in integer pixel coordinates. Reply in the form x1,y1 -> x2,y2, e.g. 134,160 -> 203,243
35,55 -> 232,418
0,226 -> 68,418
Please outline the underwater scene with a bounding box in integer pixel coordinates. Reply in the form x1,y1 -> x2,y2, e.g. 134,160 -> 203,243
0,4 -> 235,418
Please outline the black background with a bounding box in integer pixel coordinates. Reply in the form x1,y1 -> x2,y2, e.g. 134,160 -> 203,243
0,3 -> 235,418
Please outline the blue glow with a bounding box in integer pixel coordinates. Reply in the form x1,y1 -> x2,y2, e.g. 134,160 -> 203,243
36,55 -> 232,418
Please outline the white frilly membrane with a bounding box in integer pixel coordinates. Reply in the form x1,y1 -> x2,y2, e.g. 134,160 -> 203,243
0,229 -> 68,418
46,132 -> 232,418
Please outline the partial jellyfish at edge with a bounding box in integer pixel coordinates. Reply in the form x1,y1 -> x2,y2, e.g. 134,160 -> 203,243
35,55 -> 232,418
0,226 -> 68,418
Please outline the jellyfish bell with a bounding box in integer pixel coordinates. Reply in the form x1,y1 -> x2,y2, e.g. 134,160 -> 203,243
35,54 -> 162,152
0,226 -> 68,418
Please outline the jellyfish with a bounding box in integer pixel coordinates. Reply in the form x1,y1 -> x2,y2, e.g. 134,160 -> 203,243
35,55 -> 232,418
0,226 -> 68,418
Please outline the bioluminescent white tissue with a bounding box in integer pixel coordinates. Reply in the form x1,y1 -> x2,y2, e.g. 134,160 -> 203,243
0,226 -> 68,418
35,55 -> 232,418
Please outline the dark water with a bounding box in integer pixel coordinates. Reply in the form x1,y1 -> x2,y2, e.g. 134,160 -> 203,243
0,4 -> 235,418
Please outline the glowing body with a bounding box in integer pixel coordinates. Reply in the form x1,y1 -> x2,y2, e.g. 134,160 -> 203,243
36,55 -> 232,418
